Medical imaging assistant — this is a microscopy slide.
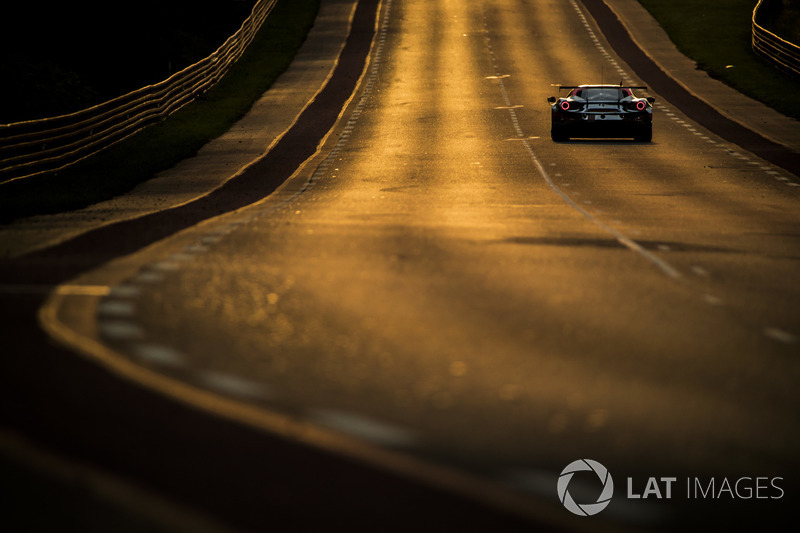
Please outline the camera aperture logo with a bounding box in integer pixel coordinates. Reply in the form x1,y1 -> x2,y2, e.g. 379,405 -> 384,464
557,459 -> 785,518
558,459 -> 614,516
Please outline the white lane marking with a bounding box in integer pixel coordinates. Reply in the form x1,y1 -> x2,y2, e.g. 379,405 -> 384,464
131,343 -> 186,367
97,300 -> 136,317
531,153 -> 682,278
134,271 -> 166,284
763,327 -> 798,344
184,244 -> 209,254
98,321 -> 145,341
196,372 -> 274,400
308,409 -> 417,448
151,261 -> 182,272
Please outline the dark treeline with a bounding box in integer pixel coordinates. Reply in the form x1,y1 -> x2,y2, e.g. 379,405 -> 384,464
0,0 -> 257,123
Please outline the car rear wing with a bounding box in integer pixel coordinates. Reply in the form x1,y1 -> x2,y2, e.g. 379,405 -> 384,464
550,84 -> 648,91
547,85 -> 654,106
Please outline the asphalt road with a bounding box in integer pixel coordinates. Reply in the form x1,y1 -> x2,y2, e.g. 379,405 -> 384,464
2,0 -> 799,531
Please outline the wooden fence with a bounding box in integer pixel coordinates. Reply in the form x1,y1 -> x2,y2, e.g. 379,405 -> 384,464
752,0 -> 800,78
0,0 -> 277,185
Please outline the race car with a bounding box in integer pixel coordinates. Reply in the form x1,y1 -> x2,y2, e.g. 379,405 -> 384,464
547,85 -> 655,142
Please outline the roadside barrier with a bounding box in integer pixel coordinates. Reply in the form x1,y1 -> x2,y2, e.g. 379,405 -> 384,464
0,0 -> 277,185
752,0 -> 800,78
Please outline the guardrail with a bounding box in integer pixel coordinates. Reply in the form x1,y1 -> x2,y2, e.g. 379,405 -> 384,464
752,0 -> 800,78
0,0 -> 277,185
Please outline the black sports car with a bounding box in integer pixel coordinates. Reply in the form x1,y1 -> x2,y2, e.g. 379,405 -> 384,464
547,85 -> 655,142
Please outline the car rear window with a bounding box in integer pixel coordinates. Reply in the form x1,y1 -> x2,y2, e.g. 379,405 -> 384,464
583,88 -> 625,100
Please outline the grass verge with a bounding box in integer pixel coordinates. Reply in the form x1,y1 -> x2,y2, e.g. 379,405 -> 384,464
0,0 -> 321,224
636,0 -> 800,120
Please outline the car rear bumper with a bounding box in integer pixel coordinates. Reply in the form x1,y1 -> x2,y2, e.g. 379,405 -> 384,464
551,114 -> 651,138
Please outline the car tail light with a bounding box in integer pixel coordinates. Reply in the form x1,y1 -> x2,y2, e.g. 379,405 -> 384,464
636,100 -> 646,111
560,100 -> 571,111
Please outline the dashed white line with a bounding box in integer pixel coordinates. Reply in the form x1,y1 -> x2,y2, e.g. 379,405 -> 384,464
98,321 -> 145,341
134,271 -> 166,284
702,294 -> 725,306
131,343 -> 186,366
763,327 -> 798,344
97,300 -> 136,317
196,372 -> 274,400
308,409 -> 417,448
